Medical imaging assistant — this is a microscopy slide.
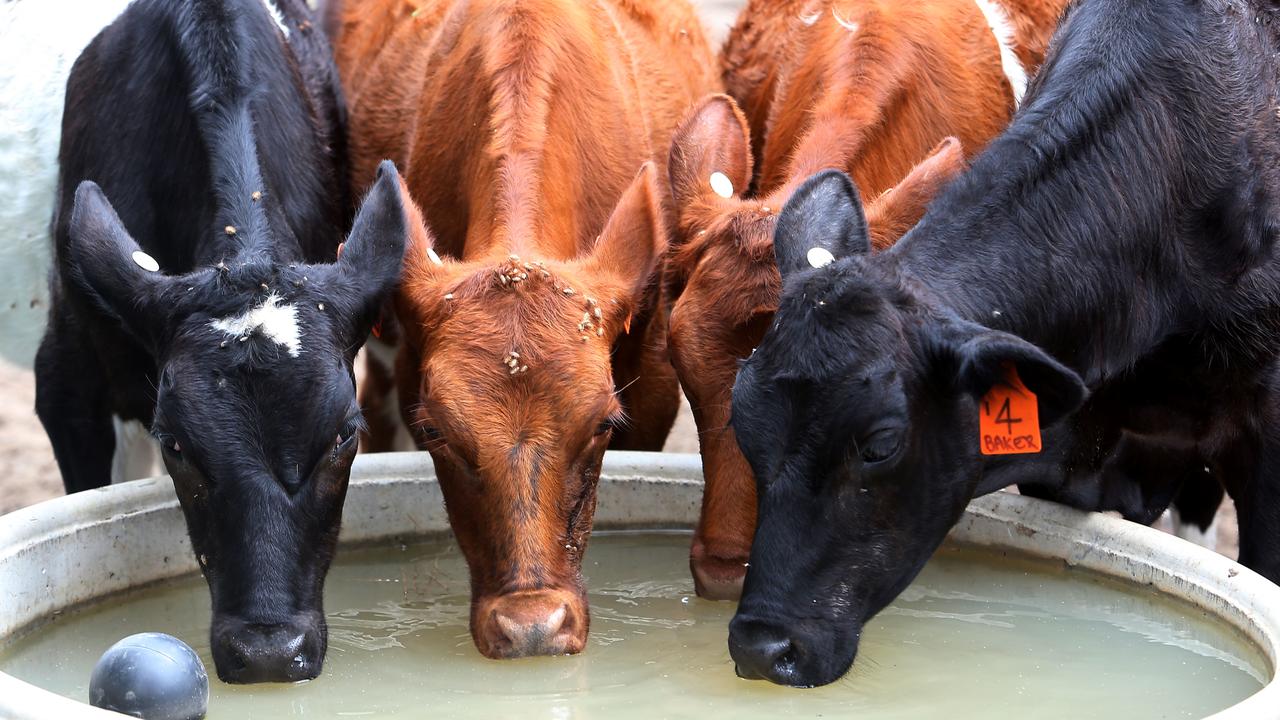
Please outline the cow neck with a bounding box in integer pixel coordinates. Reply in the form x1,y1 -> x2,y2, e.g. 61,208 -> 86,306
178,1 -> 302,267
882,96 -> 1184,384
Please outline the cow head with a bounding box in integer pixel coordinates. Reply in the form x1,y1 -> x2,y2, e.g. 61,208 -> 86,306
726,169 -> 1086,687
665,95 -> 967,600
395,164 -> 666,659
64,161 -> 408,683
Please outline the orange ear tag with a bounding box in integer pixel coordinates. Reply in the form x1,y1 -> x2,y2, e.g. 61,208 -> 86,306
979,365 -> 1042,455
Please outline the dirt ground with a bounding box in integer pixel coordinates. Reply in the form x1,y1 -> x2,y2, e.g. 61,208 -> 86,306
0,0 -> 1239,561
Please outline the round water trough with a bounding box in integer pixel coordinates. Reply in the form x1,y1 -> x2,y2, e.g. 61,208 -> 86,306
1,451 -> 1278,718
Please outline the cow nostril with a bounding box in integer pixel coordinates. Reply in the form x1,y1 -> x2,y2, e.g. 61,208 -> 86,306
491,603 -> 571,656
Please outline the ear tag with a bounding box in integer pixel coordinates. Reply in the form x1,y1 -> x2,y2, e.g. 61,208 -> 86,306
807,247 -> 835,268
709,172 -> 735,199
132,251 -> 160,273
979,364 -> 1042,455
336,242 -> 345,259
426,247 -> 444,266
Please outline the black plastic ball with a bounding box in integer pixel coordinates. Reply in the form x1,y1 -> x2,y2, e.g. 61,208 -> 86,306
88,632 -> 209,720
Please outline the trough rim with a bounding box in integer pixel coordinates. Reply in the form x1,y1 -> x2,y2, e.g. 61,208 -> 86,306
0,450 -> 1276,719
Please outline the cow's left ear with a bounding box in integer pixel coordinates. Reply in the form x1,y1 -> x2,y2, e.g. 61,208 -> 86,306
65,181 -> 185,351
932,319 -> 1088,427
317,161 -> 408,343
584,162 -> 666,311
773,170 -> 870,279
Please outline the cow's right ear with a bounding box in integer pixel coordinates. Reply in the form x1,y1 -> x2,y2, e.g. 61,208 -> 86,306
928,318 -> 1088,428
66,181 -> 183,349
773,170 -> 870,279
668,94 -> 753,226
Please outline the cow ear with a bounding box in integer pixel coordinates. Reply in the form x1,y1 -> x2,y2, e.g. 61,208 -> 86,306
934,319 -> 1088,427
585,162 -> 666,311
668,95 -> 753,224
773,169 -> 869,279
65,181 -> 182,349
320,161 -> 409,342
865,137 -> 966,250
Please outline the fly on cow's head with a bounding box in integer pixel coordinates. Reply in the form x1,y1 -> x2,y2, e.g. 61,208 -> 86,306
726,169 -> 1087,687
62,161 -> 408,683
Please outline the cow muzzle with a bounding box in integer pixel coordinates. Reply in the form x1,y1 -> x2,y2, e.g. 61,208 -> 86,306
211,614 -> 325,683
473,588 -> 587,659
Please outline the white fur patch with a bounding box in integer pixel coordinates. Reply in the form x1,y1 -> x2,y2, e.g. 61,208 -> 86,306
798,10 -> 821,26
974,0 -> 1027,106
211,293 -> 302,357
259,0 -> 290,39
426,247 -> 444,266
807,247 -> 835,268
1166,507 -> 1220,551
111,416 -> 160,484
709,172 -> 734,199
831,7 -> 859,33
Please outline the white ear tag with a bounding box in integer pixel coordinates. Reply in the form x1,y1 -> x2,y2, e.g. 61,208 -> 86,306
807,247 -> 835,268
132,251 -> 160,272
426,247 -> 443,266
709,172 -> 735,199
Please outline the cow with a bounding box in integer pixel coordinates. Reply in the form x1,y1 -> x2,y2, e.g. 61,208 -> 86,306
326,0 -> 716,659
38,0 -> 407,683
664,0 -> 1068,600
724,0 -> 1280,687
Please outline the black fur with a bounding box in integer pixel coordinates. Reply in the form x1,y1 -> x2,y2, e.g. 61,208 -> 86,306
36,0 -> 405,683
728,0 -> 1280,687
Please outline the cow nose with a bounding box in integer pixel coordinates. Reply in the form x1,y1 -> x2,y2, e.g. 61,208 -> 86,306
215,623 -> 322,684
477,590 -> 584,658
728,619 -> 799,684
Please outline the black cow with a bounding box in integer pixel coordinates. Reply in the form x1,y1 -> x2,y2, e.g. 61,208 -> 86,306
37,0 -> 407,683
726,0 -> 1280,688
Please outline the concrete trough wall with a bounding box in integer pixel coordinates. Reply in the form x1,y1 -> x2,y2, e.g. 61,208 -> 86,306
1,451 -> 1278,718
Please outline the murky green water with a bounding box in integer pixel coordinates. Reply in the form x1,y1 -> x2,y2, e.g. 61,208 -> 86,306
0,531 -> 1267,719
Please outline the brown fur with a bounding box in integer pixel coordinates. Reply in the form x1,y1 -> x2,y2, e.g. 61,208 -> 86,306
330,0 -> 716,657
667,0 -> 1068,600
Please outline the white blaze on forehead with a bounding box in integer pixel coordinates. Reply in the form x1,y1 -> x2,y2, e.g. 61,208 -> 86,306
260,0 -> 291,39
709,171 -> 734,199
807,247 -> 836,268
210,293 -> 302,358
132,251 -> 160,272
974,0 -> 1027,106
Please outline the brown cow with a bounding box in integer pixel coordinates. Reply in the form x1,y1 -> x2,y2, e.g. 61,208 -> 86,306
328,0 -> 716,658
667,0 -> 1068,600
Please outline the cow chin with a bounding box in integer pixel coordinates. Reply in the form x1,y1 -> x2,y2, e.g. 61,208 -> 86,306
471,587 -> 589,659
727,611 -> 861,688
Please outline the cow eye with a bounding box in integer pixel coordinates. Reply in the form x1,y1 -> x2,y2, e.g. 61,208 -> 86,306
858,428 -> 903,465
157,433 -> 182,457
594,420 -> 614,437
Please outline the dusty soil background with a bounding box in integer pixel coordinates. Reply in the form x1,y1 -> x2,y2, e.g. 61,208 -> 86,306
0,0 -> 1238,559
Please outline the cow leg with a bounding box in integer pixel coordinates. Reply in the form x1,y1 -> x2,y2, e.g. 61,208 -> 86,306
1217,376 -> 1280,582
34,323 -> 115,493
358,322 -> 414,452
608,309 -> 679,451
1168,467 -> 1223,550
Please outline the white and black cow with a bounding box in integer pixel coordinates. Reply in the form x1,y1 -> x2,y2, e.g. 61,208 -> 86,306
37,0 -> 406,683
727,0 -> 1280,687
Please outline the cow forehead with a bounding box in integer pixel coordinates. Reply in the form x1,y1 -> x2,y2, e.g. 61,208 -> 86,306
209,292 -> 303,357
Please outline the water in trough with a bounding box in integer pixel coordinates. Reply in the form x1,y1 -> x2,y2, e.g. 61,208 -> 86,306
0,531 -> 1265,719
